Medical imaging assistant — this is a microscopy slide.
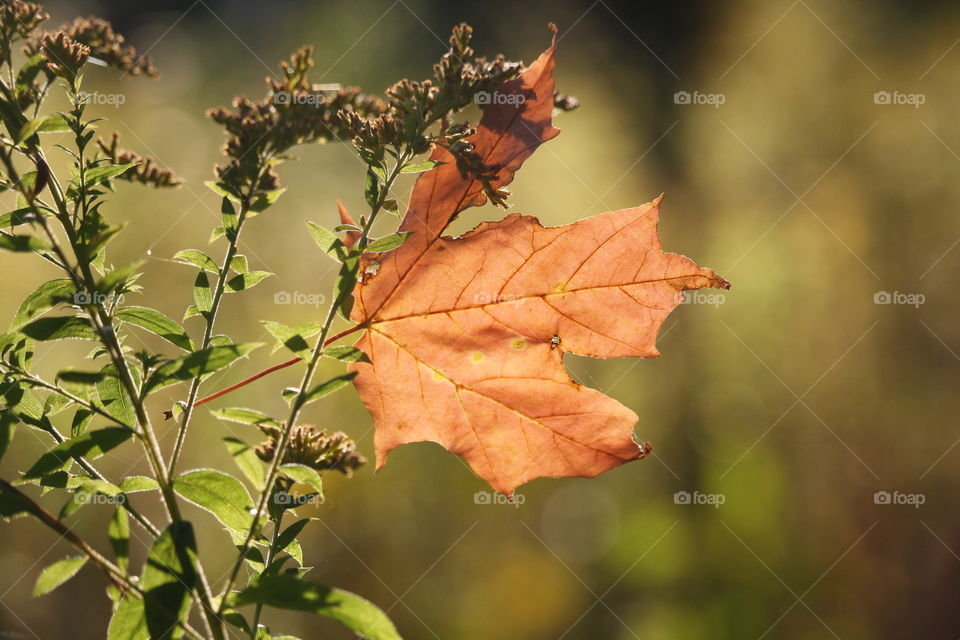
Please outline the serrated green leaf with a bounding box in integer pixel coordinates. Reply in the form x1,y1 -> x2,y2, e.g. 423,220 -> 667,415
116,306 -> 194,351
33,555 -> 87,596
228,575 -> 402,640
173,469 -> 254,532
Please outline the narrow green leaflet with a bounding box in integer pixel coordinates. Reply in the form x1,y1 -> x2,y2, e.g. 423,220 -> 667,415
210,407 -> 279,428
32,555 -> 87,596
275,518 -> 313,561
142,522 -> 198,640
224,437 -> 265,490
20,316 -> 97,341
365,232 -> 410,254
280,464 -> 323,496
173,249 -> 220,274
97,365 -> 136,427
399,160 -> 444,173
23,427 -> 134,479
108,507 -> 130,572
323,345 -> 370,363
225,271 -> 273,292
249,188 -> 285,213
262,321 -> 317,360
0,410 -> 17,461
83,163 -> 138,187
0,234 -> 49,252
192,271 -> 213,315
118,476 -> 159,493
11,278 -> 75,327
284,372 -> 357,406
173,469 -> 255,532
229,575 -> 402,640
116,306 -> 194,351
145,343 -> 260,392
305,221 -> 346,260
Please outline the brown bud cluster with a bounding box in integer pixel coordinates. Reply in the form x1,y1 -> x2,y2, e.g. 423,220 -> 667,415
256,424 -> 366,476
97,133 -> 183,188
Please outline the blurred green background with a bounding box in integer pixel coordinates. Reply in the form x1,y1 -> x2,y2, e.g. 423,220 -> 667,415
1,0 -> 958,638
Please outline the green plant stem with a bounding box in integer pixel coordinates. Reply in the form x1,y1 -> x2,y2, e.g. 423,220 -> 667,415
249,509 -> 283,635
167,175 -> 262,476
216,156 -> 406,612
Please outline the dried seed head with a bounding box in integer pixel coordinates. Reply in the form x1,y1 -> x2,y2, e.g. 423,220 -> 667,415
97,133 -> 183,188
256,424 -> 366,477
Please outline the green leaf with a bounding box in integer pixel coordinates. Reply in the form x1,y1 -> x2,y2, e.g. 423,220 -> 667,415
107,595 -> 147,640
56,369 -> 106,386
12,279 -> 76,328
33,556 -> 87,596
116,306 -> 194,351
210,407 -> 279,428
228,575 -> 402,640
400,160 -> 444,174
262,321 -> 313,360
364,168 -> 381,209
323,345 -> 370,363
108,506 -> 130,572
249,188 -> 286,213
286,372 -> 357,407
20,315 -> 96,341
229,254 -> 248,274
365,232 -> 410,253
224,437 -> 265,491
0,481 -> 38,521
97,365 -> 136,427
281,463 -> 323,496
83,163 -> 137,187
225,271 -> 272,292
173,469 -> 255,532
192,271 -> 212,315
146,343 -> 260,392
205,180 -> 241,202
173,249 -> 220,274
23,427 -> 134,479
0,233 -> 49,252
142,522 -> 197,640
305,221 -> 346,261
275,518 -> 313,563
0,410 -> 16,461
118,476 -> 159,493
0,206 -> 43,228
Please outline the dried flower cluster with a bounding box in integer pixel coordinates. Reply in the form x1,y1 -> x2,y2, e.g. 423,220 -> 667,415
209,45 -> 385,197
0,0 -> 46,44
97,133 -> 182,188
53,17 -> 157,77
256,424 -> 366,476
38,31 -> 88,83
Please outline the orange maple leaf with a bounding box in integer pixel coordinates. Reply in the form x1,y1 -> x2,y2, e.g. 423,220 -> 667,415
348,38 -> 729,495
